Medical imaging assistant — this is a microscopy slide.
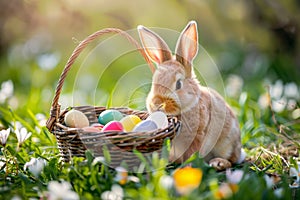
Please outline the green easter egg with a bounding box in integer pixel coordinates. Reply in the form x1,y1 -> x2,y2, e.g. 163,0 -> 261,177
98,110 -> 124,125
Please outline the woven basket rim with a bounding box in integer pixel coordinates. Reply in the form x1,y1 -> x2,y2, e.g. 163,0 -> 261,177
52,105 -> 179,136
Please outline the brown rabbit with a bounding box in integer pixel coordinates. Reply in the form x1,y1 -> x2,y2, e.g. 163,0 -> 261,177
137,21 -> 245,170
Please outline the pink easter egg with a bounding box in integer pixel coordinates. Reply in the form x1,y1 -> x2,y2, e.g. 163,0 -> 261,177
91,123 -> 104,130
102,121 -> 124,132
82,126 -> 101,132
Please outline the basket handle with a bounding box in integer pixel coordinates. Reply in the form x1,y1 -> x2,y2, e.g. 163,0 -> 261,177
46,28 -> 155,131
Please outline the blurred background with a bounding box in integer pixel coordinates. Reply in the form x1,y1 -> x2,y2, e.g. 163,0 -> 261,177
0,0 -> 299,115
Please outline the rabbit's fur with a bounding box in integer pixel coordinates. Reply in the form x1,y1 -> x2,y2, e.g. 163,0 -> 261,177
138,21 -> 245,170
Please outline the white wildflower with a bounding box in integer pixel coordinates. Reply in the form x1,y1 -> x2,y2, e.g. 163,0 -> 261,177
289,162 -> 300,188
114,166 -> 139,185
272,98 -> 287,113
48,181 -> 79,200
0,161 -> 5,168
35,113 -> 47,126
225,74 -> 243,98
0,80 -> 14,103
292,109 -> 300,119
264,175 -> 275,188
274,188 -> 283,198
101,184 -> 124,200
92,156 -> 105,165
24,157 -> 47,177
0,128 -> 10,146
14,121 -> 23,130
270,80 -> 283,100
226,169 -> 244,184
15,127 -> 32,146
258,93 -> 270,109
284,82 -> 299,98
159,175 -> 174,190
11,195 -> 22,200
287,99 -> 297,110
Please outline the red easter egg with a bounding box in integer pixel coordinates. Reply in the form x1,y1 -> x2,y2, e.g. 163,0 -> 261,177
102,121 -> 124,132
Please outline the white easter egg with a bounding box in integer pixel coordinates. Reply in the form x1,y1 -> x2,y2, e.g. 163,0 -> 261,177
147,111 -> 168,129
64,109 -> 89,128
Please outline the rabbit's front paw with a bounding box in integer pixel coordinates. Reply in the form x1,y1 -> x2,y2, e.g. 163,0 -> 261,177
209,158 -> 232,171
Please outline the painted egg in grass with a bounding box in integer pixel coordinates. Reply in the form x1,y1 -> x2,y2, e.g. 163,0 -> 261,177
147,111 -> 168,129
102,121 -> 124,132
64,109 -> 89,128
132,120 -> 158,132
120,115 -> 142,132
98,110 -> 124,125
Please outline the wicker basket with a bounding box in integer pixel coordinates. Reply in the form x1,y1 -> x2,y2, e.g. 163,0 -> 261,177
45,28 -> 180,168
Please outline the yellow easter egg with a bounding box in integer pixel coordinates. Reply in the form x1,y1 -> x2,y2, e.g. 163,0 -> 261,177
120,115 -> 142,132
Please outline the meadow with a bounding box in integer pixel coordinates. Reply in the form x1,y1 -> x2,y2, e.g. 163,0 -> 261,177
0,1 -> 299,199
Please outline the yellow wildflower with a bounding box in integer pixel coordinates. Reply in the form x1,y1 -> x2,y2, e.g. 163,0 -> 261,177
173,166 -> 202,195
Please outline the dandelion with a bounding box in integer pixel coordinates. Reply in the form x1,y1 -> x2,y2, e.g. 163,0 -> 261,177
173,166 -> 202,195
0,128 -> 10,146
101,184 -> 124,200
15,127 -> 32,147
114,166 -> 139,185
24,157 -> 47,177
47,180 -> 79,200
289,162 -> 300,188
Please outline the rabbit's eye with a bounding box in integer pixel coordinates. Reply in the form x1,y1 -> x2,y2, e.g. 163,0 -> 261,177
176,79 -> 182,90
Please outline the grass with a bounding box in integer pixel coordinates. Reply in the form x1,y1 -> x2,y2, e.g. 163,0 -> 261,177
0,62 -> 300,199
0,73 -> 299,200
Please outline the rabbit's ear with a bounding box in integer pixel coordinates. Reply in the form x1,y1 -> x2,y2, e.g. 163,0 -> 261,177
138,25 -> 172,64
175,21 -> 198,77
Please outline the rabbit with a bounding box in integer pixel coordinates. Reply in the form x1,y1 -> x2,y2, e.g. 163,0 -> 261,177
137,21 -> 245,170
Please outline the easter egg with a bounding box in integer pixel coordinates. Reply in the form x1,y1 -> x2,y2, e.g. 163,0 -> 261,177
98,110 -> 124,125
102,121 -> 124,132
91,123 -> 104,130
82,126 -> 100,132
64,109 -> 89,128
147,111 -> 168,129
120,115 -> 142,132
132,120 -> 158,132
